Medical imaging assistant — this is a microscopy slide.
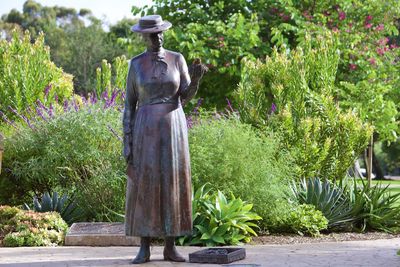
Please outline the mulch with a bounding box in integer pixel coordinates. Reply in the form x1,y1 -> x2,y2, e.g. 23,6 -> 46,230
250,232 -> 400,245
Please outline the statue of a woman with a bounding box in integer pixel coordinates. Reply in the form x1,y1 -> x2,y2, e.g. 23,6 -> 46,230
123,15 -> 207,264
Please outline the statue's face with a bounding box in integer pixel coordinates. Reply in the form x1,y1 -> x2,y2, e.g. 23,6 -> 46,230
142,32 -> 164,50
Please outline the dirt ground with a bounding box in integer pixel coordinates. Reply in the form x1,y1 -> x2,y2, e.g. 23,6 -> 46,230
251,231 -> 400,245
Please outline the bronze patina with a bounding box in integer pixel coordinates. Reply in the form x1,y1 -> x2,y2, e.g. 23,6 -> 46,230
123,15 -> 207,264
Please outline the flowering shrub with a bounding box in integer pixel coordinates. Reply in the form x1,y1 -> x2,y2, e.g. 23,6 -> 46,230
268,1 -> 400,142
0,94 -> 125,221
0,31 -> 73,120
0,205 -> 68,247
236,32 -> 372,180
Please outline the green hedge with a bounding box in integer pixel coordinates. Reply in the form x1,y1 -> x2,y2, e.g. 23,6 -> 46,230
189,116 -> 295,230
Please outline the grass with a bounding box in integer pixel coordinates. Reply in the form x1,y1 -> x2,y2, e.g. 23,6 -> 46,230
355,178 -> 400,186
355,178 -> 400,206
373,179 -> 400,185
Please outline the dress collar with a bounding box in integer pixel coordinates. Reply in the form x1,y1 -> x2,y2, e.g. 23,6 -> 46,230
147,48 -> 166,61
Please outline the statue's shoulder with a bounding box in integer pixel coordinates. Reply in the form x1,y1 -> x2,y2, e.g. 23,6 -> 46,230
128,52 -> 147,73
165,49 -> 181,57
165,50 -> 185,64
130,52 -> 146,65
166,49 -> 183,57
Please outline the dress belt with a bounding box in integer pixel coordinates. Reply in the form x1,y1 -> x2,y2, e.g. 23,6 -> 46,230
138,99 -> 181,108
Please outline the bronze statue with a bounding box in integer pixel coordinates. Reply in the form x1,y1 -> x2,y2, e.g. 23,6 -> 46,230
123,15 -> 207,264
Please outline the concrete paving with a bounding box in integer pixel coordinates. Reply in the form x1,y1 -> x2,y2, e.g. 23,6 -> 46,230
0,238 -> 399,267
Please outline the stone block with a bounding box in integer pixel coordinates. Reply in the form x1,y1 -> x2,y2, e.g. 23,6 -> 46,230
65,222 -> 140,246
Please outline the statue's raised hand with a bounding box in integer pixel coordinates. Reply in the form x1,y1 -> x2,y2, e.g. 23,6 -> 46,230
189,58 -> 208,83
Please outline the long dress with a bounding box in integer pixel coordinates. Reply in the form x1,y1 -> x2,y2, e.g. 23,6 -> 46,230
123,48 -> 194,237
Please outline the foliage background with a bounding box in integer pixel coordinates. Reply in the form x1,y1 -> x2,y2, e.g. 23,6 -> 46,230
189,115 -> 295,230
0,31 -> 73,119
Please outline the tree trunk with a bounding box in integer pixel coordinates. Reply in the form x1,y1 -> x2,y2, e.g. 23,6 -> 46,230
372,149 -> 386,180
367,135 -> 373,187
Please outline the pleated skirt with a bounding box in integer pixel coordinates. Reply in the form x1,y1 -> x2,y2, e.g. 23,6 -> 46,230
125,102 -> 192,237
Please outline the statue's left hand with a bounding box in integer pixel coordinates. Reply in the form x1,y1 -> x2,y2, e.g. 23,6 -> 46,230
189,58 -> 208,82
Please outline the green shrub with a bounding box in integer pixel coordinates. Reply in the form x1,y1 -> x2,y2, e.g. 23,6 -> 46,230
287,204 -> 328,237
179,184 -> 261,246
0,205 -> 68,247
188,116 -> 294,230
235,31 -> 372,180
0,103 -> 125,221
0,31 -> 73,120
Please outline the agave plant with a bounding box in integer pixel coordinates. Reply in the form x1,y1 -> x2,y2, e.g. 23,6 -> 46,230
349,178 -> 400,233
290,177 -> 354,229
23,191 -> 84,225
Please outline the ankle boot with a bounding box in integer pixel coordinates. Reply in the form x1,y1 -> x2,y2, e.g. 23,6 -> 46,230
132,237 -> 151,264
163,236 -> 185,262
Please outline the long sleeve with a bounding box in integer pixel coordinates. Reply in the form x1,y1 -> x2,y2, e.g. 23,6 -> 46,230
122,61 -> 138,163
177,54 -> 199,106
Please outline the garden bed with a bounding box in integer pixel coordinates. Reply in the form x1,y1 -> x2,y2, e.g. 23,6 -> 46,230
251,232 -> 400,245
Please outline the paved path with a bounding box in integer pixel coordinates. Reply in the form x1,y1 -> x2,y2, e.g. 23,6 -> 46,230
0,238 -> 399,267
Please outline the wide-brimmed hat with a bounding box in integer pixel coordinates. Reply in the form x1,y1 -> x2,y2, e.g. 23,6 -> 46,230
131,15 -> 172,33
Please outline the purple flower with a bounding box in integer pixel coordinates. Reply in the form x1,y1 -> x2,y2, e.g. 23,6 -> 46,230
101,91 -> 108,101
105,89 -> 119,109
107,124 -> 123,141
192,98 -> 203,115
36,106 -> 47,121
63,100 -> 69,112
7,106 -> 33,128
0,110 -> 18,129
186,116 -> 193,129
226,98 -> 234,113
91,93 -> 98,104
73,100 -> 79,112
36,100 -> 49,113
270,103 -> 277,113
8,106 -> 19,116
54,94 -> 59,103
48,103 -> 54,117
81,96 -> 88,106
44,84 -> 52,98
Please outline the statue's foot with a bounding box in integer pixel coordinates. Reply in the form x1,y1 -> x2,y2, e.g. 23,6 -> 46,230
131,253 -> 150,264
132,237 -> 151,264
163,249 -> 185,262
